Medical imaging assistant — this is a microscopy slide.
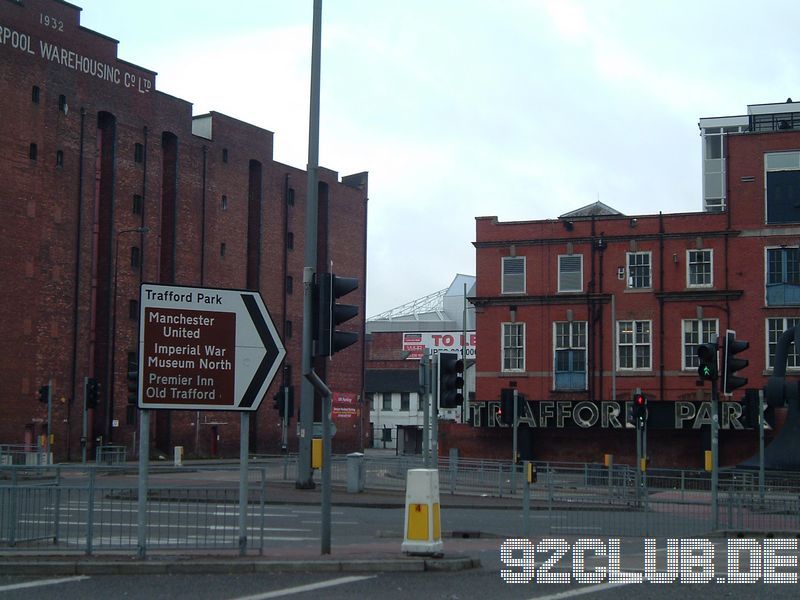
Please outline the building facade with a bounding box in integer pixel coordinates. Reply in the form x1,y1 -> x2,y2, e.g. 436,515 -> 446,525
365,275 -> 475,451
0,0 -> 368,460
449,100 -> 800,468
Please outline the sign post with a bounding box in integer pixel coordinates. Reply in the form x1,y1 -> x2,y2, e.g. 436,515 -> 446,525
136,283 -> 285,557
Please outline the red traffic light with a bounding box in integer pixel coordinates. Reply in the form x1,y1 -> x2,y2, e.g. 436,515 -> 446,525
634,394 -> 645,406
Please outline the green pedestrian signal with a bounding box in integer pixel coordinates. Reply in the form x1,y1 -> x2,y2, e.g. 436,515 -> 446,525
697,341 -> 718,381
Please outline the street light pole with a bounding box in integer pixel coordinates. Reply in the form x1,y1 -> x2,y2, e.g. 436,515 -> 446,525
107,226 -> 148,444
297,0 -> 322,489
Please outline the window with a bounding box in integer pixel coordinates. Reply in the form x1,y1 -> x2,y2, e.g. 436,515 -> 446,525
765,152 -> 800,224
766,247 -> 800,306
767,317 -> 800,370
400,392 -> 410,412
687,249 -> 713,287
287,232 -> 294,250
55,150 -> 63,167
558,255 -> 582,293
502,322 -> 525,372
284,320 -> 292,339
58,94 -> 67,114
626,252 -> 651,288
222,148 -> 228,163
221,194 -> 228,210
31,86 -> 40,104
682,319 -> 718,370
554,321 -> 586,390
285,275 -> 293,295
617,320 -> 651,370
134,143 -> 144,163
130,246 -> 140,269
287,188 -> 295,205
502,257 -> 525,294
220,242 -> 226,257
132,194 -> 142,215
129,299 -> 139,320
29,143 -> 38,160
382,393 -> 392,411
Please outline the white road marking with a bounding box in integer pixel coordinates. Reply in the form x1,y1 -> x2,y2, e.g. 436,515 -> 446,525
0,576 -> 90,593
526,581 -> 636,600
300,520 -> 360,525
229,575 -> 375,600
289,510 -> 344,515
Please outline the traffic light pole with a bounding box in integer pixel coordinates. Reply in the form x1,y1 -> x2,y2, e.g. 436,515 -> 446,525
297,0 -> 322,490
512,389 -> 518,494
46,379 -> 52,463
82,376 -> 88,464
635,421 -> 642,503
431,359 -> 438,469
759,388 -> 765,502
281,385 -> 289,452
710,375 -> 719,531
305,369 -> 332,555
420,353 -> 430,469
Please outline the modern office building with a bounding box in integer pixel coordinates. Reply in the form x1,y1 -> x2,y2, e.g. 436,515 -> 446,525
0,0 -> 368,460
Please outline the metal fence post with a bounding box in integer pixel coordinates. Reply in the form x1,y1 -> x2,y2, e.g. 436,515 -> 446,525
498,464 -> 503,497
9,468 -> 18,547
86,467 -> 95,555
260,466 -> 266,555
449,448 -> 457,495
53,465 -> 62,544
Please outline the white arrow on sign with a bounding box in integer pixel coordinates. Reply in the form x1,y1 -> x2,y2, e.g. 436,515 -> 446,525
138,284 -> 286,411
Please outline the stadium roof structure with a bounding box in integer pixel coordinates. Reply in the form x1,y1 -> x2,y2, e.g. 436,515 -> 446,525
366,274 -> 475,332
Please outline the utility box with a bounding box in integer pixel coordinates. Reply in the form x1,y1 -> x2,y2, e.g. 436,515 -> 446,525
174,446 -> 184,467
311,438 -> 322,469
346,452 -> 365,493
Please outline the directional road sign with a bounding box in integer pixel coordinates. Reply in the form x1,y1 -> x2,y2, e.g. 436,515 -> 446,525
138,283 -> 285,411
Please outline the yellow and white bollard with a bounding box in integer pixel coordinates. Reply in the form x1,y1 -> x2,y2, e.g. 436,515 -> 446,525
401,468 -> 443,555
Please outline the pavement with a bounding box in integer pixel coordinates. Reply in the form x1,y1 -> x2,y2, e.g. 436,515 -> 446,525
0,469 -> 509,575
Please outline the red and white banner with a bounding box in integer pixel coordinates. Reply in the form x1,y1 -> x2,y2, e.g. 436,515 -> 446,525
402,331 -> 476,360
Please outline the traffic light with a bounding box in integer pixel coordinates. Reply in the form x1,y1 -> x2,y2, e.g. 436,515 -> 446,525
127,354 -> 139,404
499,388 -> 515,426
632,388 -> 647,428
272,386 -> 295,421
722,330 -> 749,395
743,388 -> 773,430
317,272 -> 359,357
438,352 -> 464,408
38,385 -> 49,404
86,378 -> 100,408
697,341 -> 718,381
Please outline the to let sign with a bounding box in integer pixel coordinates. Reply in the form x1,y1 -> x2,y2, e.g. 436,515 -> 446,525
138,283 -> 285,411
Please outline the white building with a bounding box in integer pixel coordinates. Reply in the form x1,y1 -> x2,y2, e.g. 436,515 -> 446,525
365,275 -> 476,452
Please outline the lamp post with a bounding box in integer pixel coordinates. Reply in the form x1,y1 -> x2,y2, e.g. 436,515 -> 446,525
107,226 -> 148,444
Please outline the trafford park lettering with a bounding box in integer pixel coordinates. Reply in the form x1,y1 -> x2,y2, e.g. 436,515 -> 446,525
142,307 -> 236,405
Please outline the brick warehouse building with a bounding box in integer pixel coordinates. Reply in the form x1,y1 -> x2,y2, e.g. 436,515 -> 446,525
440,99 -> 800,469
0,0 -> 368,460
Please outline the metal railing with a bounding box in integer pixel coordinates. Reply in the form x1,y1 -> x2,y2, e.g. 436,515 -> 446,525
3,456 -> 800,554
0,464 -> 268,554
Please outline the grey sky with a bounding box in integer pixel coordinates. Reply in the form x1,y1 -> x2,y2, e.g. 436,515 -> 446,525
75,0 -> 800,316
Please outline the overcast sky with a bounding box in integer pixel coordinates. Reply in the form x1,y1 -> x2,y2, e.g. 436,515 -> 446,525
76,0 -> 800,318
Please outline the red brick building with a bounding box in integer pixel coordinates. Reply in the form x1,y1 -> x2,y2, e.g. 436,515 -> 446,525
445,100 -> 800,468
0,0 -> 368,460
